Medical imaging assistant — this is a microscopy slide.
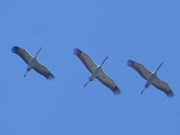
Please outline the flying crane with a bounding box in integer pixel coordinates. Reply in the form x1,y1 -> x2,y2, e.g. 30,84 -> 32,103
127,60 -> 174,97
12,46 -> 55,80
74,48 -> 121,95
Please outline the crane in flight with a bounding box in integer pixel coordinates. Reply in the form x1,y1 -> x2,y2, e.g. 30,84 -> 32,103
74,48 -> 121,95
127,60 -> 174,97
12,46 -> 55,80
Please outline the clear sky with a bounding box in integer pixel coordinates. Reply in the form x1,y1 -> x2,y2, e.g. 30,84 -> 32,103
0,0 -> 180,135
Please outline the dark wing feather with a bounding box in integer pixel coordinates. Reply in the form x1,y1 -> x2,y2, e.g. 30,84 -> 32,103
97,70 -> 121,95
33,61 -> 55,80
127,60 -> 152,80
11,46 -> 33,64
153,76 -> 174,97
73,48 -> 98,73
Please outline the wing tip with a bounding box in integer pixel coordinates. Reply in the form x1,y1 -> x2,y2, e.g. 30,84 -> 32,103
127,60 -> 134,67
73,48 -> 81,56
113,86 -> 121,95
11,46 -> 20,53
167,89 -> 175,97
47,72 -> 55,80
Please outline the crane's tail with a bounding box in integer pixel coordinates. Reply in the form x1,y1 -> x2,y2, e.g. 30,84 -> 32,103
24,71 -> 28,78
84,80 -> 90,87
141,87 -> 146,95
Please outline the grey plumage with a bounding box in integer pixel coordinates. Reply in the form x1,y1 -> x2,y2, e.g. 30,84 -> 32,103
127,60 -> 174,97
74,48 -> 121,95
12,46 -> 55,80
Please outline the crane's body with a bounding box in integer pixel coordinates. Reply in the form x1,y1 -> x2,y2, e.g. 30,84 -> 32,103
145,73 -> 156,88
84,56 -> 108,87
141,62 -> 164,94
24,48 -> 42,77
89,66 -> 102,81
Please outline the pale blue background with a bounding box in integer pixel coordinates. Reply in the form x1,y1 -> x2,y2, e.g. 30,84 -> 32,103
0,0 -> 180,135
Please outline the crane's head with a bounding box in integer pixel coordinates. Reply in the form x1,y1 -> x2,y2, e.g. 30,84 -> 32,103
35,48 -> 42,58
100,56 -> 109,67
155,62 -> 164,73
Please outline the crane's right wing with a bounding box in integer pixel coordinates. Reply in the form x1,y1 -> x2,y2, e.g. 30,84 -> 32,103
153,76 -> 174,97
12,46 -> 33,65
73,48 -> 98,73
97,70 -> 121,95
33,61 -> 55,80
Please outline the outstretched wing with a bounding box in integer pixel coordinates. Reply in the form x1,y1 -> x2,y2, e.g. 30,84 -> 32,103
97,71 -> 121,95
127,60 -> 152,80
73,48 -> 98,73
33,61 -> 55,80
12,46 -> 33,64
153,76 -> 174,97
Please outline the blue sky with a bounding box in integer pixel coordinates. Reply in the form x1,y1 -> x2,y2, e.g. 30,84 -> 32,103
0,0 -> 180,135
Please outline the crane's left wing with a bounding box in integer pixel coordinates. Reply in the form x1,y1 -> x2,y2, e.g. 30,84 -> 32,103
97,71 -> 121,95
33,61 -> 55,80
152,76 -> 174,97
127,60 -> 152,80
73,48 -> 98,73
12,46 -> 33,64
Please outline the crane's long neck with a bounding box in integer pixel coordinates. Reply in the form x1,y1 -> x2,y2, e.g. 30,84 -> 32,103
35,48 -> 42,59
155,62 -> 163,73
100,56 -> 108,67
